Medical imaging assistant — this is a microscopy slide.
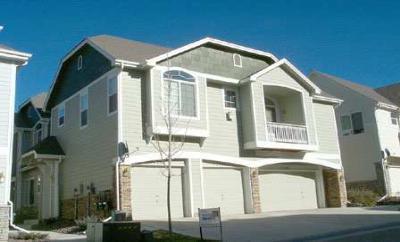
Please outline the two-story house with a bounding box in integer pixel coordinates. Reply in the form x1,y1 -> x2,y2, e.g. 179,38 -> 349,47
309,71 -> 400,199
17,35 -> 346,220
0,44 -> 30,241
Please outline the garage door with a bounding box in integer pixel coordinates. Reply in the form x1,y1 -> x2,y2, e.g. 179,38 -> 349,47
388,167 -> 400,196
259,171 -> 318,212
131,166 -> 184,219
203,167 -> 245,215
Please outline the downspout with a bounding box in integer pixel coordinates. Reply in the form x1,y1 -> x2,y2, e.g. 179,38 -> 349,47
8,200 -> 30,233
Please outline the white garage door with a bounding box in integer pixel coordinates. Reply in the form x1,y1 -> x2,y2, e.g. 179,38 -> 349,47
388,167 -> 400,196
259,171 -> 318,212
131,166 -> 184,219
203,167 -> 245,215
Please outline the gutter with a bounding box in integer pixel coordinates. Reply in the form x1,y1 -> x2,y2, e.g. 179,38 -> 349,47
7,200 -> 30,234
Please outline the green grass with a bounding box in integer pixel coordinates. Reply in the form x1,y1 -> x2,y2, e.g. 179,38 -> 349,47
152,230 -> 217,242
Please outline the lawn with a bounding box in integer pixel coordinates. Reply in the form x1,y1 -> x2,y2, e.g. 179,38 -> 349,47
152,230 -> 217,242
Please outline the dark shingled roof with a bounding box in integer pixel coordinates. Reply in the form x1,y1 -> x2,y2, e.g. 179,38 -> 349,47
375,83 -> 400,107
27,136 -> 65,156
88,35 -> 171,64
14,112 -> 34,128
309,71 -> 395,106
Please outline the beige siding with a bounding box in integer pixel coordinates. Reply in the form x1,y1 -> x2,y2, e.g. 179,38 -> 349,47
313,102 -> 340,154
251,81 -> 267,141
201,83 -> 241,156
51,75 -> 118,199
239,83 -> 255,144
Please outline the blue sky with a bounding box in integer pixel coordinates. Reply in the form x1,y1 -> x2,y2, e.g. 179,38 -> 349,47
1,0 -> 400,106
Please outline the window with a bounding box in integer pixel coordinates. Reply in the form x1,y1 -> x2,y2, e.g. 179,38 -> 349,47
163,70 -> 196,117
29,179 -> 35,205
80,91 -> 88,127
341,112 -> 364,135
351,112 -> 364,134
108,78 -> 118,114
391,112 -> 398,125
224,90 -> 237,108
233,54 -> 242,67
77,55 -> 83,71
340,115 -> 352,135
58,104 -> 65,127
34,123 -> 43,144
265,97 -> 277,122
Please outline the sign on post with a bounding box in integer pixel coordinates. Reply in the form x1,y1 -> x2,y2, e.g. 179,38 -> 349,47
198,207 -> 223,241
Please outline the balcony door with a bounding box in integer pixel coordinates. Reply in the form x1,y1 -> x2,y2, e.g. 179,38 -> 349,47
265,97 -> 278,122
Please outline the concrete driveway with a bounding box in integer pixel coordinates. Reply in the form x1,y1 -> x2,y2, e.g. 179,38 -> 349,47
141,206 -> 400,242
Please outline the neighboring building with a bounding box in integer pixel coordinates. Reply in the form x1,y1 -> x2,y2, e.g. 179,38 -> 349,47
309,71 -> 400,199
16,35 -> 346,221
0,44 -> 31,241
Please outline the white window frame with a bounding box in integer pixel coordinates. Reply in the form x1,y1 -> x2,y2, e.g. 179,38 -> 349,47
162,69 -> 199,119
58,103 -> 65,127
80,90 -> 89,129
340,115 -> 352,136
77,55 -> 83,71
107,77 -> 118,116
223,88 -> 238,109
233,53 -> 242,68
391,112 -> 398,125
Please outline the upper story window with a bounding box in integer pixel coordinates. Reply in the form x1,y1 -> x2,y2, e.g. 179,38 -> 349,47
265,97 -> 277,122
58,104 -> 65,127
341,112 -> 364,135
224,89 -> 237,108
391,112 -> 398,125
163,70 -> 197,117
80,91 -> 88,128
233,54 -> 242,67
108,78 -> 118,115
77,55 -> 83,71
34,123 -> 42,145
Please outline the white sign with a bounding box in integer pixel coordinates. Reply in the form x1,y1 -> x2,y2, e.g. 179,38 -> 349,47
198,207 -> 223,241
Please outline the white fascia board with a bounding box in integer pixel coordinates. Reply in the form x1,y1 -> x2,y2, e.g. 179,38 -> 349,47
0,47 -> 31,64
377,102 -> 399,111
249,59 -> 321,94
313,95 -> 343,105
146,37 -> 278,66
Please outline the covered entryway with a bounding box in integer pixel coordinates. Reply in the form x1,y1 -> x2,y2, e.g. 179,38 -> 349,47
131,164 -> 186,219
388,166 -> 400,196
259,170 -> 319,212
203,163 -> 245,215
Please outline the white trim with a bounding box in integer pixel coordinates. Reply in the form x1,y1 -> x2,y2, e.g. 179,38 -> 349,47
0,48 -> 31,65
153,126 -> 209,138
244,141 -> 318,151
233,53 -> 242,68
249,59 -> 321,94
122,151 -> 342,170
222,87 -> 239,110
146,37 -> 278,65
313,95 -> 343,104
77,55 -> 83,71
250,83 -> 259,146
377,102 -> 399,111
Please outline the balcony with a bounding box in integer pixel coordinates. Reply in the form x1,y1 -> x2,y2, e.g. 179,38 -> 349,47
266,122 -> 308,144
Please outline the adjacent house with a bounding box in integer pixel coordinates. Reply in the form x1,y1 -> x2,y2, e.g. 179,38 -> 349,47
0,44 -> 31,241
15,35 -> 346,221
309,71 -> 400,199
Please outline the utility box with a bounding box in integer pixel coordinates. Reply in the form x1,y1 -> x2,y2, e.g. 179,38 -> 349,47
86,221 -> 141,242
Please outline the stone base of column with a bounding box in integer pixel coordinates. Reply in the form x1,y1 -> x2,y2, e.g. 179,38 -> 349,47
323,169 -> 347,207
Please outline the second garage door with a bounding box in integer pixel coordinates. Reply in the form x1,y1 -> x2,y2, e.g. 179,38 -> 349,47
203,167 -> 245,215
131,166 -> 184,219
388,167 -> 400,196
259,170 -> 318,212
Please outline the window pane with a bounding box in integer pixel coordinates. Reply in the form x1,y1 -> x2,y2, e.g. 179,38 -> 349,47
351,112 -> 364,134
181,83 -> 196,116
109,93 -> 118,113
225,90 -> 237,108
164,80 -> 180,115
81,110 -> 88,126
341,115 -> 352,131
58,106 -> 65,126
163,70 -> 195,82
108,78 -> 117,95
81,94 -> 88,111
391,112 -> 398,125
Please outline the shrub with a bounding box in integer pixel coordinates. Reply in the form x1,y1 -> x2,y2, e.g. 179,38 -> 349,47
31,217 -> 75,231
14,207 -> 38,224
9,232 -> 48,241
347,188 -> 379,207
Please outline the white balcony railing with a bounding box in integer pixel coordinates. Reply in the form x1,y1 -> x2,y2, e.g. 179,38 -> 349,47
266,122 -> 308,144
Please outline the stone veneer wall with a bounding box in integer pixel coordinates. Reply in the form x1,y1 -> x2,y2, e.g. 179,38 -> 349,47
0,206 -> 9,242
323,169 -> 347,207
118,165 -> 132,219
250,168 -> 261,213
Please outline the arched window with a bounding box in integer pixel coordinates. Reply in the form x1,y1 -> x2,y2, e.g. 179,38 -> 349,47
163,70 -> 196,117
265,97 -> 277,122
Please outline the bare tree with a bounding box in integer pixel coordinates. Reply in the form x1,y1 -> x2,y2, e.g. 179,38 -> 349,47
150,65 -> 190,234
